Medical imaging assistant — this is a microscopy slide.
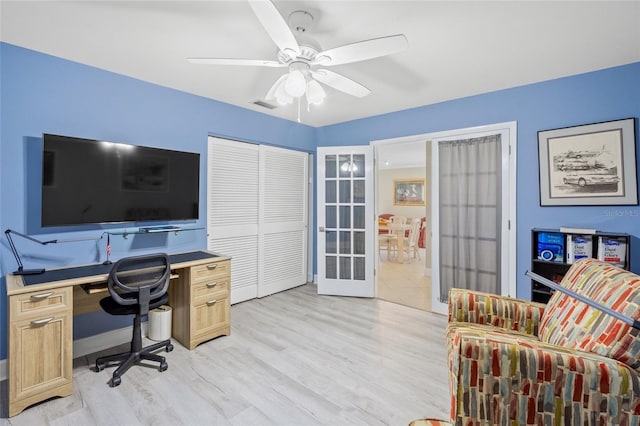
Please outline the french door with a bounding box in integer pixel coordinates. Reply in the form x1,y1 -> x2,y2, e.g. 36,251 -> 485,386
431,122 -> 517,314
316,146 -> 375,297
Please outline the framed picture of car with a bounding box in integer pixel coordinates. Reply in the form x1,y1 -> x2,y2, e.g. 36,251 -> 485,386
538,118 -> 637,206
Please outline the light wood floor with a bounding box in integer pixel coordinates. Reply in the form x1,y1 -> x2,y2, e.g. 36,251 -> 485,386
1,284 -> 450,426
377,248 -> 431,312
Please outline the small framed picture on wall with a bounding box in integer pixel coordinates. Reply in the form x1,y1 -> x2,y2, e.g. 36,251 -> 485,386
394,179 -> 426,206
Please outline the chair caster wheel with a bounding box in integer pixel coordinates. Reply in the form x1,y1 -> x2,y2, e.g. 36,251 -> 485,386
111,376 -> 121,387
159,362 -> 168,372
96,362 -> 105,372
166,344 -> 174,352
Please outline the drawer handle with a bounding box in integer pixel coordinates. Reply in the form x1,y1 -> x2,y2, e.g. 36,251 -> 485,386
206,282 -> 218,288
30,292 -> 54,300
206,299 -> 218,306
31,317 -> 54,326
206,264 -> 218,270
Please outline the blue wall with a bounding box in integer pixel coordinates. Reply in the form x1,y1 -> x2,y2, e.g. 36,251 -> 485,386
0,43 -> 315,360
317,61 -> 640,302
1,40 -> 639,362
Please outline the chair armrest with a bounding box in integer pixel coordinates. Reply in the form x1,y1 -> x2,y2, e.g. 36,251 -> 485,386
447,325 -> 640,424
448,288 -> 546,336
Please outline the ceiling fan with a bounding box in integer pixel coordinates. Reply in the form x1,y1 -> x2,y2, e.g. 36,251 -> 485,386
188,0 -> 408,108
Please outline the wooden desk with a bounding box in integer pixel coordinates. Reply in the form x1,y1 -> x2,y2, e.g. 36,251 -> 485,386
5,250 -> 231,417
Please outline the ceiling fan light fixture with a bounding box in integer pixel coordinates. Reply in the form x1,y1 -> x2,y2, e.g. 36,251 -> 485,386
274,80 -> 293,105
284,68 -> 306,97
306,79 -> 326,105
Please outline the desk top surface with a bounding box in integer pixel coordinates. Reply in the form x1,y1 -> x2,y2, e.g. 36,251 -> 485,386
6,250 -> 229,295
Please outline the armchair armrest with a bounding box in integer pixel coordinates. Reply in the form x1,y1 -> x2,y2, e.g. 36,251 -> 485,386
447,325 -> 640,425
448,288 -> 546,336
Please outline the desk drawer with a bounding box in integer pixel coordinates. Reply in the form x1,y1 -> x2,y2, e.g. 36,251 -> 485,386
10,287 -> 72,321
191,277 -> 229,302
190,260 -> 230,283
192,295 -> 230,337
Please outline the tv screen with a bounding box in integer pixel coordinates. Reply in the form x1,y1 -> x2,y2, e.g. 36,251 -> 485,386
42,134 -> 200,227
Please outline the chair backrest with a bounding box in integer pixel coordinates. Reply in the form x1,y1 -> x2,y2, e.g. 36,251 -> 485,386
539,258 -> 640,370
408,218 -> 421,246
390,215 -> 407,224
107,253 -> 171,315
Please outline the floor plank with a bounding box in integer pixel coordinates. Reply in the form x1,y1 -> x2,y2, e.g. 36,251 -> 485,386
2,284 -> 450,425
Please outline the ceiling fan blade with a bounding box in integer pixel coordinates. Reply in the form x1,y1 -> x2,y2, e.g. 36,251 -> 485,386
311,70 -> 371,98
187,58 -> 285,67
313,34 -> 408,66
248,0 -> 300,57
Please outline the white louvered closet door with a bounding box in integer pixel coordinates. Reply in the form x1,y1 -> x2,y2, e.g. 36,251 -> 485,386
259,145 -> 308,297
207,137 -> 308,304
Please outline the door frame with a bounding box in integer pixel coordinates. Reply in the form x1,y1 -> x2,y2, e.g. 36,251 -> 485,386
372,121 -> 517,312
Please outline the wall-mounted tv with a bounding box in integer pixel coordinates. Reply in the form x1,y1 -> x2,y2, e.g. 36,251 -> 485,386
42,134 -> 200,227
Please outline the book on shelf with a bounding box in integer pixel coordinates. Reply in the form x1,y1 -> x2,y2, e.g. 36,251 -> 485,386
597,236 -> 627,268
566,234 -> 593,264
536,231 -> 564,262
559,226 -> 596,235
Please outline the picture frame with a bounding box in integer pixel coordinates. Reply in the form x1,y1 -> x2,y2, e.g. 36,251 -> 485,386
538,118 -> 637,206
393,178 -> 426,206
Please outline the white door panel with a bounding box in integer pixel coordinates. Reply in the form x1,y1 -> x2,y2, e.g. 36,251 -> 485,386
317,146 -> 374,297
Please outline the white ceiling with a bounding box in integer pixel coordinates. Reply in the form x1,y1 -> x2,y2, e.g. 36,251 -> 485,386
1,1 -> 639,129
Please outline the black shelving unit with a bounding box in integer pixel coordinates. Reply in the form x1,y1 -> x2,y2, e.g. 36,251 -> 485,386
531,228 -> 630,303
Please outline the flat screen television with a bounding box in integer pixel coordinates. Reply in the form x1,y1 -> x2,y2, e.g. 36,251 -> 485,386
42,134 -> 200,227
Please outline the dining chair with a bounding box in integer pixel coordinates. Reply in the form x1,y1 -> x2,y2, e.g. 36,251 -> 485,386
400,218 -> 422,262
378,233 -> 398,260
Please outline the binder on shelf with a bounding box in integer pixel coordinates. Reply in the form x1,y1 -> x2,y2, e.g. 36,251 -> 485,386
566,234 -> 593,264
597,236 -> 627,268
560,226 -> 596,234
536,231 -> 564,262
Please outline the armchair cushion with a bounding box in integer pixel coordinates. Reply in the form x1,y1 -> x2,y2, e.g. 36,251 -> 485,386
540,258 -> 640,370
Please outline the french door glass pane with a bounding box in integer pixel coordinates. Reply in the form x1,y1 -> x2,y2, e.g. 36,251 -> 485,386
326,181 -> 336,203
326,256 -> 337,279
326,231 -> 337,254
353,180 -> 365,203
353,155 -> 365,178
339,257 -> 351,279
339,206 -> 351,228
353,206 -> 365,229
354,257 -> 365,280
339,231 -> 351,254
325,155 -> 337,178
354,231 -> 365,254
326,206 -> 336,228
339,155 -> 351,178
339,180 -> 351,203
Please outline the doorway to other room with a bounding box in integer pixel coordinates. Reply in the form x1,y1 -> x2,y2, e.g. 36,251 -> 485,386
375,140 -> 431,311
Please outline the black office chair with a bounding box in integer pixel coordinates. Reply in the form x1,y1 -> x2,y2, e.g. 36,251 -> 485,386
95,253 -> 174,387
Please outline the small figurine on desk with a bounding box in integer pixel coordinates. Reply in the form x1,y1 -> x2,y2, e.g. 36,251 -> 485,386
103,233 -> 112,265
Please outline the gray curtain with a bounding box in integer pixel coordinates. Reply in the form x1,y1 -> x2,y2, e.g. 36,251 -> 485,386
438,134 -> 502,302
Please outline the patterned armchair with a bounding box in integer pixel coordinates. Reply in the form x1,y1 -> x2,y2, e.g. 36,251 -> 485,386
413,258 -> 640,425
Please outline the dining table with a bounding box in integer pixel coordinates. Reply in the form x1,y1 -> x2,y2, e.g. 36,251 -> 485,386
378,221 -> 412,263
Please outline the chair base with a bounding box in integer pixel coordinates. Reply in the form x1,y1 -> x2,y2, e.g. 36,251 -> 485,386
95,339 -> 173,387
